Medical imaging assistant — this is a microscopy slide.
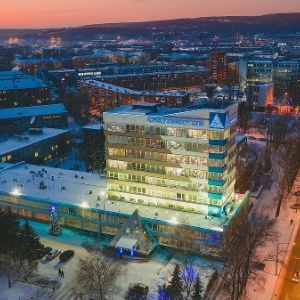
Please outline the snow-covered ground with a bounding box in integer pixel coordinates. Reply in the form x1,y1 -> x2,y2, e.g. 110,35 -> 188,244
0,220 -> 218,300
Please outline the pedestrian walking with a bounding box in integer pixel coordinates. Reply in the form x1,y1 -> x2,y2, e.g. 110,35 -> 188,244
58,268 -> 61,277
291,219 -> 294,225
61,270 -> 64,278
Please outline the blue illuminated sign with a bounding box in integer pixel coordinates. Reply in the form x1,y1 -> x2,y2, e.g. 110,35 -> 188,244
148,117 -> 203,126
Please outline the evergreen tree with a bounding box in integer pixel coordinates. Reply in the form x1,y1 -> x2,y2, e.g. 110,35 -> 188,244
19,220 -> 44,261
191,275 -> 203,300
0,208 -> 20,255
166,264 -> 183,300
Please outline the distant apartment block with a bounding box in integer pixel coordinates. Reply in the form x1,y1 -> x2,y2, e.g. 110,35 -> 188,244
239,57 -> 300,88
78,80 -> 190,117
72,54 -> 109,69
206,52 -> 227,85
246,82 -> 274,111
0,71 -> 50,108
12,58 -> 65,74
94,66 -> 208,90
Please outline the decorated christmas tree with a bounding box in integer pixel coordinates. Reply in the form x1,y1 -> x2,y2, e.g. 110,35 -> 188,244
49,207 -> 62,235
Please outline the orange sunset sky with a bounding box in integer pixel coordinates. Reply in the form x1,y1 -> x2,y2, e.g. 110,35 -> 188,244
0,0 -> 299,28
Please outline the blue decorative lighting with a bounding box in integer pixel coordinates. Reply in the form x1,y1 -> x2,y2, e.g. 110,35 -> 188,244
148,116 -> 204,127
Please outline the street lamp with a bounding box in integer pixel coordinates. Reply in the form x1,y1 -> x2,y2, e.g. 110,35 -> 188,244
276,242 -> 295,275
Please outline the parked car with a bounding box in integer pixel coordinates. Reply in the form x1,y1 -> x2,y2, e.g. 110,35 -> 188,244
292,270 -> 300,282
294,191 -> 300,196
46,249 -> 61,260
59,249 -> 75,262
128,283 -> 149,295
290,203 -> 300,209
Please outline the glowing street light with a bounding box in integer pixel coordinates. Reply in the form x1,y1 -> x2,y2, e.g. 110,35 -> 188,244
11,188 -> 21,196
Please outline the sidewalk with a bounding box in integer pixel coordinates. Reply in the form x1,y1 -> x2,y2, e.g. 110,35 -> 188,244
246,174 -> 300,300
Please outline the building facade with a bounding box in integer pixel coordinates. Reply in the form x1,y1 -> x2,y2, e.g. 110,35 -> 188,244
103,102 -> 248,253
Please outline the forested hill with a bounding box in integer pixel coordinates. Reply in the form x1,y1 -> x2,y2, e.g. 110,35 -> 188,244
0,13 -> 300,41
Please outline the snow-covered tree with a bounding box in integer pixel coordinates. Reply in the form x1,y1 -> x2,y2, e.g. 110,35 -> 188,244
191,275 -> 203,300
166,264 -> 183,300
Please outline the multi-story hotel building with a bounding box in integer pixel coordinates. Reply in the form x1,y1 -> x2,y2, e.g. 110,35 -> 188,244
103,101 -> 249,255
104,101 -> 238,218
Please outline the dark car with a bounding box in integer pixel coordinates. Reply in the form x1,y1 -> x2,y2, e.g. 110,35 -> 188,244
128,283 -> 149,295
59,249 -> 75,262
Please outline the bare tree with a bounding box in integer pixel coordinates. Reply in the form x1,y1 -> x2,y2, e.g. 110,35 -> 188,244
271,137 -> 300,217
179,255 -> 198,296
0,253 -> 37,289
219,209 -> 278,300
74,251 -> 127,300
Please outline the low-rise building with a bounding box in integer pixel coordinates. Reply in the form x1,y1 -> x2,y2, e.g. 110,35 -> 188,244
0,103 -> 68,137
0,127 -> 71,165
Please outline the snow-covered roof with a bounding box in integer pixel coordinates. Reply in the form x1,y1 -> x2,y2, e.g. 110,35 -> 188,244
81,79 -> 188,97
0,161 -> 247,232
0,75 -> 49,90
0,103 -> 67,120
0,128 -> 69,156
115,237 -> 138,250
0,162 -> 106,208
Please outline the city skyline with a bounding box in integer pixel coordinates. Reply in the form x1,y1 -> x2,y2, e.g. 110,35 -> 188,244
1,0 -> 300,29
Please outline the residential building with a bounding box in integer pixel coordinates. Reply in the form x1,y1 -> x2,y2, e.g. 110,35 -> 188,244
0,103 -> 68,137
246,82 -> 274,111
82,124 -> 105,173
0,71 -> 50,108
0,128 -> 71,165
206,52 -> 227,85
77,80 -> 190,118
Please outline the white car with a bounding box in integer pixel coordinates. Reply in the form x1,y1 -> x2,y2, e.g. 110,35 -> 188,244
46,249 -> 61,260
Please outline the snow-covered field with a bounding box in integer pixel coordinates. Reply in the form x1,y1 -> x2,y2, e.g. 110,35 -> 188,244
0,220 -> 218,300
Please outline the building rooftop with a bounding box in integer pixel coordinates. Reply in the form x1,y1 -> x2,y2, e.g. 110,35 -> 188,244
0,103 -> 67,120
104,101 -> 236,119
0,71 -> 49,90
0,128 -> 69,156
81,79 -> 189,97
